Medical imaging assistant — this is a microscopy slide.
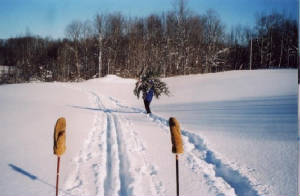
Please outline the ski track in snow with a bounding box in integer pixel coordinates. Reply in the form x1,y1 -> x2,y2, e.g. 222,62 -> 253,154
146,113 -> 270,196
60,83 -> 268,196
105,96 -> 269,196
61,85 -> 164,196
62,90 -> 107,196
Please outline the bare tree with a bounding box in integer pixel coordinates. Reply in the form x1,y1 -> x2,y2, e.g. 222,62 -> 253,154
65,20 -> 82,78
175,0 -> 190,75
81,20 -> 94,78
95,14 -> 105,77
203,9 -> 225,72
104,13 -> 125,75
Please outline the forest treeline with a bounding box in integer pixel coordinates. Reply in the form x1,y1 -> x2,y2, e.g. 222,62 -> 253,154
0,1 -> 298,83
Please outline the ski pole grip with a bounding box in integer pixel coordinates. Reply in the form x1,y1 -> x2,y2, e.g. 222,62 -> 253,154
169,117 -> 183,154
53,117 -> 66,156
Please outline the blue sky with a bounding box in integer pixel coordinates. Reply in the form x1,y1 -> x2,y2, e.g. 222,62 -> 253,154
0,0 -> 298,39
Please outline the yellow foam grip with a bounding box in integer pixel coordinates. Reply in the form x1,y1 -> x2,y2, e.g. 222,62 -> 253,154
53,117 -> 66,156
169,117 -> 183,154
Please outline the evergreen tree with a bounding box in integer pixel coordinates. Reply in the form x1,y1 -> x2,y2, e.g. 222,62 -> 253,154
134,67 -> 170,100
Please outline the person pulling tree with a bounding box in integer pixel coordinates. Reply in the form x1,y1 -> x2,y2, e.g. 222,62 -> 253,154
134,67 -> 170,114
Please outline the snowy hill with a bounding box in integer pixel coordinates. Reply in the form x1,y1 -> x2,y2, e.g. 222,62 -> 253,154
0,69 -> 298,196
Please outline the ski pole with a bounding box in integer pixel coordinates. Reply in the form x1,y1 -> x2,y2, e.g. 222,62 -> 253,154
169,117 -> 184,196
176,154 -> 179,196
56,156 -> 60,196
53,117 -> 66,196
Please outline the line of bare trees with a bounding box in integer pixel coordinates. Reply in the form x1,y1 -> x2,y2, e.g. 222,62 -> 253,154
0,0 -> 298,83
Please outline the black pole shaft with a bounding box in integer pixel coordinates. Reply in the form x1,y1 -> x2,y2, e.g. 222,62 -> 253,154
176,154 -> 179,196
56,156 -> 60,196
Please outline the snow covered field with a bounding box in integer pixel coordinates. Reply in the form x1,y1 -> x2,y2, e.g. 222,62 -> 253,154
0,69 -> 298,196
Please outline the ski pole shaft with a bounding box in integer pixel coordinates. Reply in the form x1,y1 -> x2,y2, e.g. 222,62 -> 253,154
176,154 -> 179,196
56,156 -> 60,196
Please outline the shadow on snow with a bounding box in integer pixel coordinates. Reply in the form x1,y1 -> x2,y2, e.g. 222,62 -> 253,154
8,163 -> 75,196
69,105 -> 140,114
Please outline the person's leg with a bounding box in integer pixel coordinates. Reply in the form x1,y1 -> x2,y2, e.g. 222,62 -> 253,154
148,102 -> 151,114
144,99 -> 151,113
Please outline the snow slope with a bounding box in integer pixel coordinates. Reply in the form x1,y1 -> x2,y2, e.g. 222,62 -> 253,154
0,69 -> 298,196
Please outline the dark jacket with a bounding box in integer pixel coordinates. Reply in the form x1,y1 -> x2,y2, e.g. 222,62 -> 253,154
145,87 -> 154,103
